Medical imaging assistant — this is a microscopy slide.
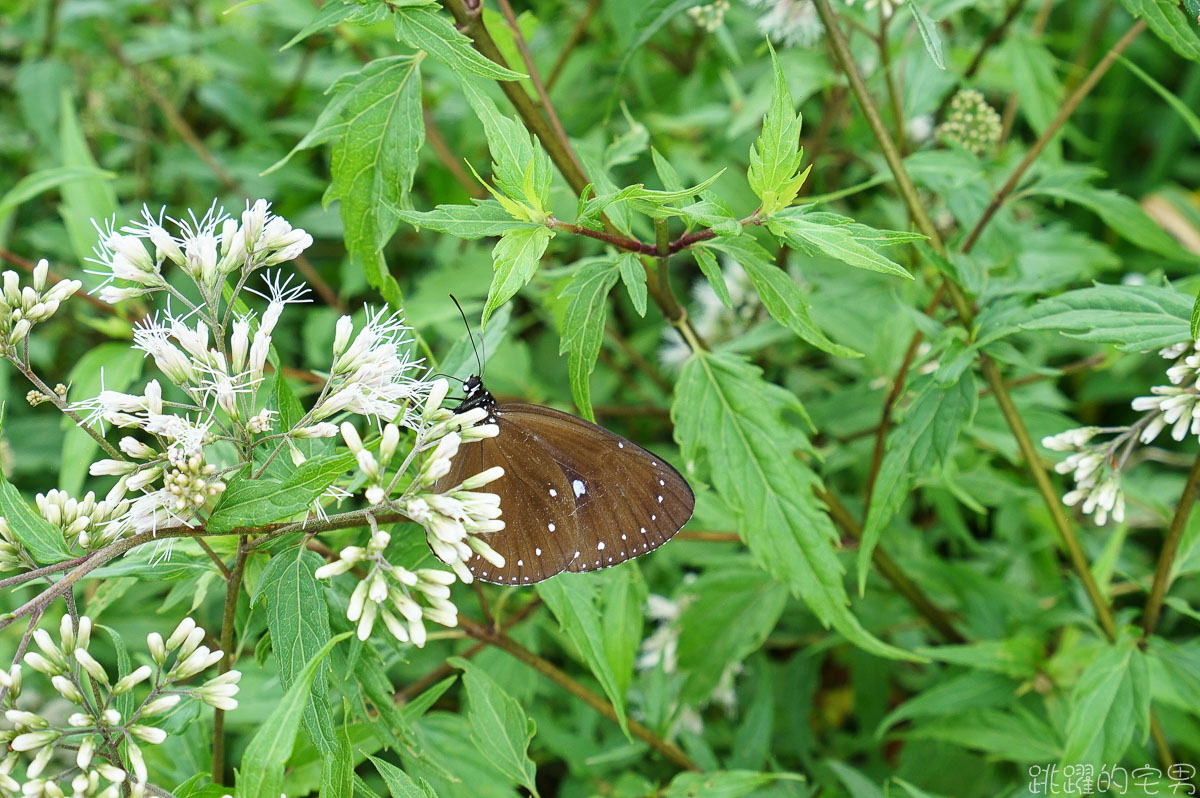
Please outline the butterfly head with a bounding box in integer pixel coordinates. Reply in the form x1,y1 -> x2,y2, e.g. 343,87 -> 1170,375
455,375 -> 497,415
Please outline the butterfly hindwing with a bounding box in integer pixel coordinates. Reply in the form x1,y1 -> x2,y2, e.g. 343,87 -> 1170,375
433,423 -> 579,585
498,403 -> 695,574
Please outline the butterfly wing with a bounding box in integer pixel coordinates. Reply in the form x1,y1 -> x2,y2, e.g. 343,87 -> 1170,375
498,403 -> 695,574
432,417 -> 581,585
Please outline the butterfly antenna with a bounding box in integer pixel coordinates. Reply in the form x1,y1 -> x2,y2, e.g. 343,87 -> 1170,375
449,294 -> 483,376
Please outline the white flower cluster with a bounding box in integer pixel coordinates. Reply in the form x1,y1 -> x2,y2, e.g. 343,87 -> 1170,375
688,0 -> 730,31
315,379 -> 507,646
0,616 -> 239,798
1043,341 -> 1200,526
936,89 -> 1002,156
0,260 -> 81,355
747,0 -> 822,48
90,200 -> 311,304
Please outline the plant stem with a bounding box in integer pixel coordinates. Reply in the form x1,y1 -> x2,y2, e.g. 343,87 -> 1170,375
932,0 -> 1028,120
961,20 -> 1147,253
211,536 -> 249,782
458,615 -> 700,771
1142,449 -> 1200,636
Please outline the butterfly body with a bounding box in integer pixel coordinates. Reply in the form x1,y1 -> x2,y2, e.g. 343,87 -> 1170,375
434,376 -> 695,585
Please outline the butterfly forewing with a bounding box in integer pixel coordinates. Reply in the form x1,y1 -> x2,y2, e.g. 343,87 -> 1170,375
499,404 -> 694,574
430,379 -> 694,585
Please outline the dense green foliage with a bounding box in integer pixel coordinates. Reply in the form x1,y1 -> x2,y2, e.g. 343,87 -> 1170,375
2,0 -> 1200,796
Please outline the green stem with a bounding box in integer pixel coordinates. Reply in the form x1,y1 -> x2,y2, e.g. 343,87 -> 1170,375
1142,448 -> 1200,637
211,536 -> 249,783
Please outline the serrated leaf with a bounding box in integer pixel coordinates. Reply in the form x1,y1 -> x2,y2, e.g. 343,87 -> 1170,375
252,545 -> 335,757
483,225 -> 554,326
391,200 -> 540,239
60,344 -> 143,497
1021,284 -> 1192,351
236,633 -> 351,798
701,236 -> 861,357
767,208 -> 914,278
748,44 -> 809,215
616,252 -> 648,316
460,79 -> 551,212
905,0 -> 946,68
283,0 -> 377,50
1117,0 -> 1200,61
693,246 -> 732,309
906,707 -> 1062,762
284,55 -> 423,303
558,259 -> 619,421
877,671 -> 1017,736
674,352 -> 919,661
369,756 -> 439,798
393,7 -> 524,81
449,657 -> 540,797
537,576 -> 632,736
207,453 -> 354,533
859,373 -> 977,593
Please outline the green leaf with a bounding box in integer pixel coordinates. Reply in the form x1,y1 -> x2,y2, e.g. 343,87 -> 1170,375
693,247 -> 732,309
283,0 -> 378,50
876,671 -> 1018,736
391,200 -> 540,239
449,657 -> 540,797
610,0 -> 705,109
207,453 -> 354,533
859,373 -> 977,593
59,344 -> 143,497
701,235 -> 861,358
674,352 -> 919,661
1117,0 -> 1200,62
1062,638 -> 1142,764
598,568 -> 646,710
915,637 -> 1043,679
0,166 -> 114,218
460,79 -> 551,213
319,721 -> 353,798
675,568 -> 788,704
617,252 -> 648,316
558,258 -> 620,422
748,44 -> 810,215
285,56 -> 423,303
905,0 -> 946,69
1192,290 -> 1200,341
57,91 -> 118,264
906,708 -> 1062,762
1026,170 -> 1197,261
369,755 -> 439,798
235,632 -> 352,798
537,576 -> 632,736
252,545 -> 336,757
483,225 -> 554,326
662,770 -> 803,798
766,208 -> 914,279
1021,284 -> 1192,351
393,7 -> 524,81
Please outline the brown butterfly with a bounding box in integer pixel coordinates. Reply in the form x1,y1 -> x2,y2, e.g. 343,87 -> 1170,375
433,375 -> 695,585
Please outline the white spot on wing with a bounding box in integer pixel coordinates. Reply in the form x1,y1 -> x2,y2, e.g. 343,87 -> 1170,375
572,479 -> 586,497
640,527 -> 646,534
657,495 -> 663,503
535,548 -> 542,556
659,479 -> 665,486
548,522 -> 556,532
598,541 -> 605,550
651,514 -> 657,521
517,559 -> 523,566
618,442 -> 624,448
549,488 -> 557,497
